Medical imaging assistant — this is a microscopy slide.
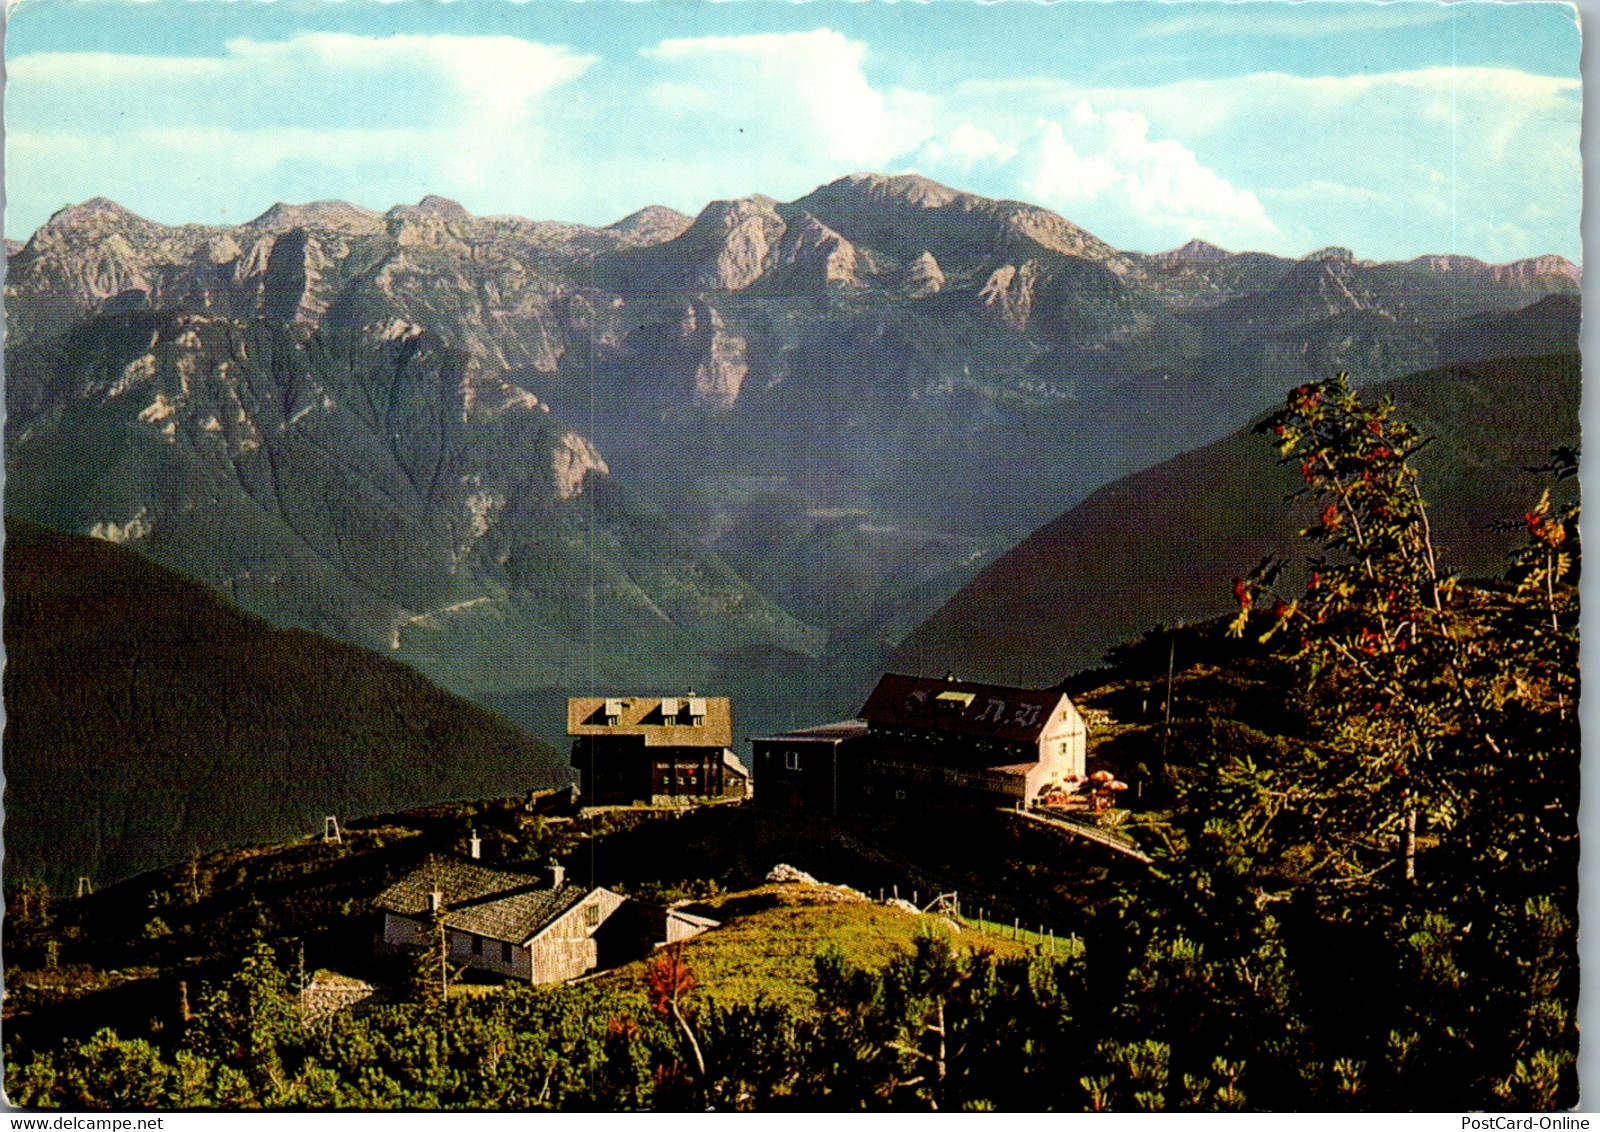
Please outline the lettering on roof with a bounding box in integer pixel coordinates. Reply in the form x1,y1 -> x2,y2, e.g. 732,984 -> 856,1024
858,673 -> 1079,744
976,698 -> 1007,723
1011,703 -> 1042,728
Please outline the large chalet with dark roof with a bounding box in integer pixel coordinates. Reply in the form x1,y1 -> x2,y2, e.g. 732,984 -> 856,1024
568,694 -> 750,806
753,673 -> 1088,815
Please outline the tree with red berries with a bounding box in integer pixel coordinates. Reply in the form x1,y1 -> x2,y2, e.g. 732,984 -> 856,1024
647,942 -> 706,1080
1230,375 -> 1578,894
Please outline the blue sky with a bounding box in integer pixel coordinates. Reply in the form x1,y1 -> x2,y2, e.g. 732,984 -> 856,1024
4,0 -> 1583,262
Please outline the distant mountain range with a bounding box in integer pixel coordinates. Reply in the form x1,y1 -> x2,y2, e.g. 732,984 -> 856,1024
3,517 -> 565,889
4,173 -> 1580,743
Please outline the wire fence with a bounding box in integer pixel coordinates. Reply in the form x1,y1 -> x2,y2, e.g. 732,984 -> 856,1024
871,888 -> 1081,957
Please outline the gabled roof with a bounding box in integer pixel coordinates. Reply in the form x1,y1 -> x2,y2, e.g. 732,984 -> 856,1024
858,673 -> 1075,744
373,856 -> 590,945
567,695 -> 733,748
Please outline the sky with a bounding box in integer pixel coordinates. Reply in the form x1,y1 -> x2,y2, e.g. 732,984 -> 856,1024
3,0 -> 1584,263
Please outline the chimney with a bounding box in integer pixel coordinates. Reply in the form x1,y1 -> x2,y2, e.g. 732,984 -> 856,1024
545,858 -> 566,889
469,830 -> 481,860
429,889 -> 443,915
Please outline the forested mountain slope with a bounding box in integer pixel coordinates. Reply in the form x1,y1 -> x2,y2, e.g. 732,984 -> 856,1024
3,518 -> 565,888
895,351 -> 1581,684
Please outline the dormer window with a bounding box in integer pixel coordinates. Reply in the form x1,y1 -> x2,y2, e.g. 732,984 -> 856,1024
687,697 -> 706,726
604,698 -> 624,725
935,690 -> 974,712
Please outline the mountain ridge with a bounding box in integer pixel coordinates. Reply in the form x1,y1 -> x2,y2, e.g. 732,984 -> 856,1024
5,172 -> 1580,743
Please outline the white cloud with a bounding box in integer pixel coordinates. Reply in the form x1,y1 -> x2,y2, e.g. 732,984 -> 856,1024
1020,120 -> 1119,201
7,34 -> 597,224
637,29 -> 933,176
923,66 -> 1579,260
918,123 -> 1013,168
913,108 -> 1276,251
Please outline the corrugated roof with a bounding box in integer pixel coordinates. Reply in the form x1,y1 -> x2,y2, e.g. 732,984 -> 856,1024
373,856 -> 589,945
568,695 -> 733,748
858,673 -> 1074,744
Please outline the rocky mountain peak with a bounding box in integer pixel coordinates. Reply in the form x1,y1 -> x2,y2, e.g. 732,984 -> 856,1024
794,173 -> 1128,276
694,195 -> 783,228
603,205 -> 695,249
1510,254 -> 1581,283
830,172 -> 966,210
773,212 -> 860,288
1302,246 -> 1356,264
1409,253 -> 1487,274
387,195 -> 473,223
614,195 -> 789,293
36,198 -> 158,241
1160,238 -> 1231,264
246,200 -> 383,234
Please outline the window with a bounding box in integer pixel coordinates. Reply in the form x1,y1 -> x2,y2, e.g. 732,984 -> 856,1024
935,690 -> 975,712
785,750 -> 804,771
501,941 -> 513,964
585,903 -> 602,928
471,935 -> 483,956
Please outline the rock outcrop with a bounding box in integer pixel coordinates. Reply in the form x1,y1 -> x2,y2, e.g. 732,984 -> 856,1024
899,251 -> 946,297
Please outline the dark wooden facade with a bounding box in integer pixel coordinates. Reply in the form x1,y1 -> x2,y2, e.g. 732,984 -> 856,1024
751,721 -> 867,816
571,735 -> 747,805
567,696 -> 747,806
